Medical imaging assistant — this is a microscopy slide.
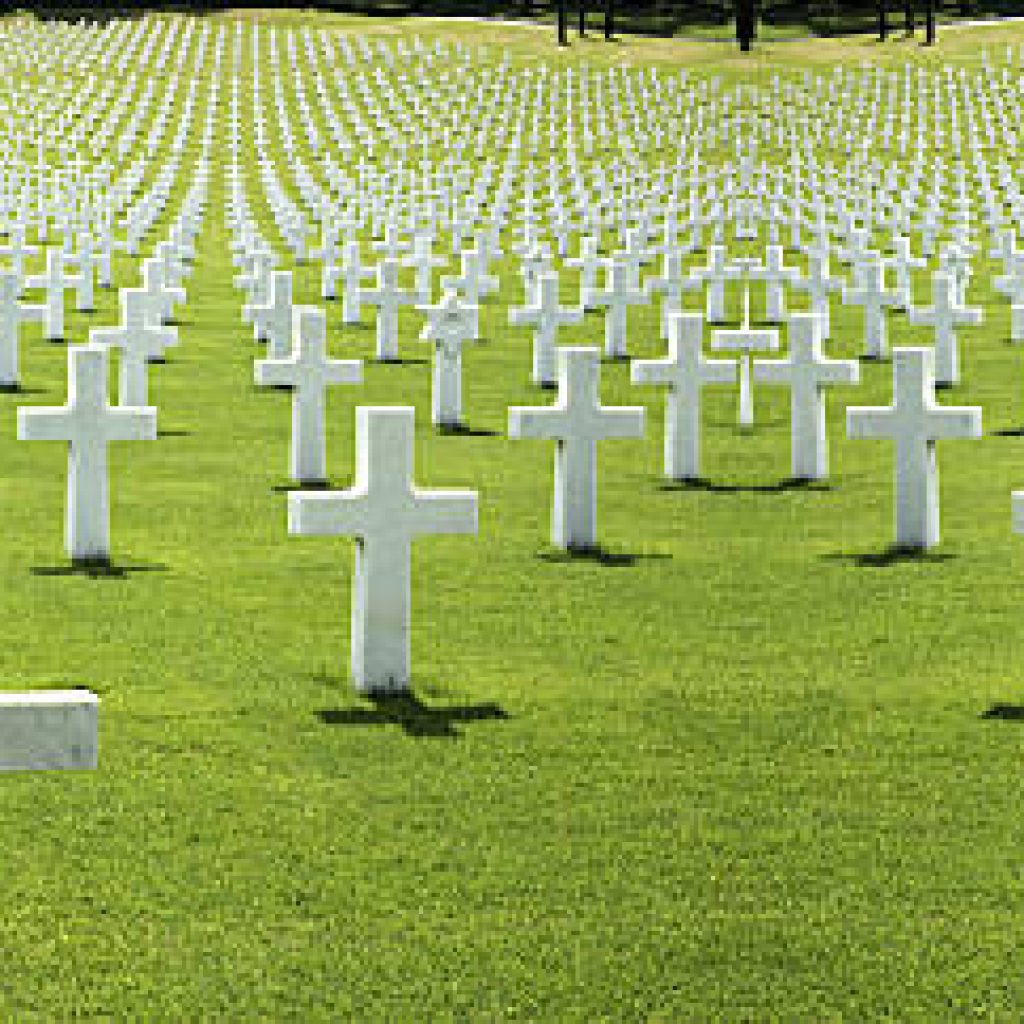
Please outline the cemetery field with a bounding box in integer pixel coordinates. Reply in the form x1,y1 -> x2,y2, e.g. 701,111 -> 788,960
6,8 -> 1024,1020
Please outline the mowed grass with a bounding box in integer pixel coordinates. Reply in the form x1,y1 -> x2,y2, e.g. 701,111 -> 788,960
3,10 -> 1024,1020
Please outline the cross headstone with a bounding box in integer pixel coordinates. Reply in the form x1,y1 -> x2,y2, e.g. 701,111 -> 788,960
508,270 -> 583,387
689,245 -> 740,324
631,311 -> 736,480
508,346 -> 645,550
25,248 -> 76,341
844,256 -> 899,359
90,289 -> 177,407
711,286 -> 779,427
0,270 -> 43,386
17,344 -> 156,562
847,346 -> 982,549
419,288 -> 478,428
255,306 -> 362,484
340,241 -> 374,324
753,313 -> 859,480
908,270 -> 983,386
361,258 -> 417,361
750,245 -> 801,323
250,270 -> 294,361
592,258 -> 646,360
288,405 -> 478,694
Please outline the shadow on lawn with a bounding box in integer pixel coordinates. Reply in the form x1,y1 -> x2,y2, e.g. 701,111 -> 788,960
659,476 -> 832,494
537,545 -> 671,567
32,559 -> 168,579
436,423 -> 501,438
821,546 -> 956,568
318,693 -> 508,738
981,703 -> 1024,721
271,480 -> 333,493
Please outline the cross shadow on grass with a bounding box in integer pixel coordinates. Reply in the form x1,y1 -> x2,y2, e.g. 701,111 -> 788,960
31,558 -> 168,579
0,384 -> 46,395
376,357 -> 430,366
158,429 -> 192,438
537,544 -> 671,567
981,703 -> 1024,721
271,480 -> 332,493
821,545 -> 956,568
436,422 -> 501,438
659,476 -> 832,494
318,693 -> 508,738
990,427 -> 1024,437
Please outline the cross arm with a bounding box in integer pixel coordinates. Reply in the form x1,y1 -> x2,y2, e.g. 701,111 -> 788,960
846,405 -> 894,440
596,407 -> 646,440
104,407 -> 157,442
931,406 -> 983,440
410,489 -> 478,537
325,360 -> 364,386
17,407 -> 72,442
508,406 -> 567,441
288,489 -> 369,538
255,360 -> 297,388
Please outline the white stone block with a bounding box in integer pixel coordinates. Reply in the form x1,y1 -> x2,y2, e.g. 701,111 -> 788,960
0,691 -> 98,771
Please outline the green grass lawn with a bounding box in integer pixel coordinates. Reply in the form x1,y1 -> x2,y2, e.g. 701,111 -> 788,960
4,9 -> 1024,1020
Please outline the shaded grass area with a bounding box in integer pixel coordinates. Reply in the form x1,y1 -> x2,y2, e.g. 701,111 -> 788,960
3,9 -> 1024,1021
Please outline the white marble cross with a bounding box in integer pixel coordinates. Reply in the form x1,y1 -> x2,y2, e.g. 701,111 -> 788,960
750,245 -> 801,323
909,271 -> 983,386
250,270 -> 294,360
592,258 -> 646,360
509,346 -> 645,550
0,227 -> 38,284
17,344 -> 156,562
361,258 -> 417,361
255,306 -> 362,484
65,232 -> 96,313
754,313 -> 859,480
441,248 -> 497,336
645,251 -> 691,340
844,257 -> 899,359
141,257 -> 185,326
340,241 -> 374,324
847,346 -> 982,549
631,311 -> 735,480
565,235 -> 604,310
288,405 -> 478,694
689,245 -> 740,324
25,248 -> 76,341
886,235 -> 926,309
795,252 -> 842,340
0,270 -> 43,386
419,288 -> 477,428
508,270 -> 583,387
403,234 -> 447,304
91,289 -> 177,407
711,286 -> 779,427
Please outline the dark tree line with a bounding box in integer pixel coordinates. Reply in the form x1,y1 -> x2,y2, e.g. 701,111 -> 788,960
557,0 -> 939,48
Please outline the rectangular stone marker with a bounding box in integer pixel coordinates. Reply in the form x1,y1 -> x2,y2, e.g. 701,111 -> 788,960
0,691 -> 98,771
